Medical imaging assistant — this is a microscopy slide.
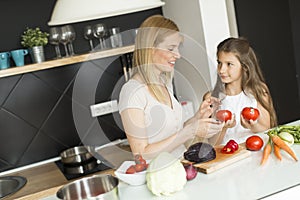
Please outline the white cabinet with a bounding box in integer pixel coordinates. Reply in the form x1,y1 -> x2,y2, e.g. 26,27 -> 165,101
162,0 -> 237,110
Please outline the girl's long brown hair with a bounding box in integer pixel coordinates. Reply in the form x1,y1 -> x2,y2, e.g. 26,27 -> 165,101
217,37 -> 277,127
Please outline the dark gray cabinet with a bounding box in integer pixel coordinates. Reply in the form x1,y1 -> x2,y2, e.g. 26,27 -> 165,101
234,0 -> 300,124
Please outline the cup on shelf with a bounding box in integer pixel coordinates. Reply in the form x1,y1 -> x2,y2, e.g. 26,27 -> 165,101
109,27 -> 123,48
0,51 -> 11,69
11,49 -> 28,66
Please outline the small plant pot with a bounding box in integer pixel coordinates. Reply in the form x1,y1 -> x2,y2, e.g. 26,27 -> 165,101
29,46 -> 45,63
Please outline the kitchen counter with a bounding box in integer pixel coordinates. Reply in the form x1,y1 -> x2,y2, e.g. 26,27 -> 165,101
1,161 -> 114,200
3,120 -> 300,200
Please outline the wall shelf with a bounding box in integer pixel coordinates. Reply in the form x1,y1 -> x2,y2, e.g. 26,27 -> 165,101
0,45 -> 134,78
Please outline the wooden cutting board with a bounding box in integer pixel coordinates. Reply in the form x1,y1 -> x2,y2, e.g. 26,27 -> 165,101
182,143 -> 251,174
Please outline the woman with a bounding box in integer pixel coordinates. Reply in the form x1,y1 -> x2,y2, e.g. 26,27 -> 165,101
119,15 -> 224,159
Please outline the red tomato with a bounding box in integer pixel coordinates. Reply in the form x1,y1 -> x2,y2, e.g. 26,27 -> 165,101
246,135 -> 264,151
125,165 -> 136,174
138,159 -> 146,165
216,110 -> 232,122
135,164 -> 146,172
241,107 -> 260,121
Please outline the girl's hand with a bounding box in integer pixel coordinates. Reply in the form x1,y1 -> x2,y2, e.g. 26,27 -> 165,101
224,114 -> 236,129
240,113 -> 258,129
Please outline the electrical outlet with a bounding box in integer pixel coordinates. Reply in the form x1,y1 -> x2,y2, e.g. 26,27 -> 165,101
90,100 -> 118,117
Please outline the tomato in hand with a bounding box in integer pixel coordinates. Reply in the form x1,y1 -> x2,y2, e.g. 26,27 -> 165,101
216,110 -> 232,122
246,135 -> 264,151
241,107 -> 260,121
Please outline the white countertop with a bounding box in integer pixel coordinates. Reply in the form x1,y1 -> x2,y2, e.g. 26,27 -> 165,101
43,120 -> 300,200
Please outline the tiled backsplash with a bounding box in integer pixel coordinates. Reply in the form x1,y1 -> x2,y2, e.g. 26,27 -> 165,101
0,0 -> 162,172
0,58 -> 126,172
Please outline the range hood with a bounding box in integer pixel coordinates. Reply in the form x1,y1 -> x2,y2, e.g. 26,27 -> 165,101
48,0 -> 165,26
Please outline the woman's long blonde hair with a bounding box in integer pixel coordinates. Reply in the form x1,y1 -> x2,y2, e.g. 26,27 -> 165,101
217,37 -> 277,127
132,15 -> 180,103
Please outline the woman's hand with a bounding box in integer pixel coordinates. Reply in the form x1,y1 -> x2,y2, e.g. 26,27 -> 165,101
196,97 -> 221,119
194,118 -> 224,138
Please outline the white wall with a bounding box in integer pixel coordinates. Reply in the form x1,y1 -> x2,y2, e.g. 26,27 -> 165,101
162,0 -> 237,110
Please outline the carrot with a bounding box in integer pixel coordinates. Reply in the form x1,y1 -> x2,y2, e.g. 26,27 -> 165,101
261,140 -> 272,165
271,135 -> 298,161
273,143 -> 282,161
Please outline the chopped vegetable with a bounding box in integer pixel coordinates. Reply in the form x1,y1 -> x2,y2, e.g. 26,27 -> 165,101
125,154 -> 148,174
221,139 -> 239,154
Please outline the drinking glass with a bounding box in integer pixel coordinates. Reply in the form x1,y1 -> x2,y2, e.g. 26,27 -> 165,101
109,27 -> 123,48
49,27 -> 62,58
60,26 -> 70,57
64,25 -> 76,56
93,23 -> 107,49
84,25 -> 94,50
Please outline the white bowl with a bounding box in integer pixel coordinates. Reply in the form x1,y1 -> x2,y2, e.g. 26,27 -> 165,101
114,161 -> 146,186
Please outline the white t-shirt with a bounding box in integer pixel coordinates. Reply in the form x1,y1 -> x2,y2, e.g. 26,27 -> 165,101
118,79 -> 186,158
219,92 -> 257,144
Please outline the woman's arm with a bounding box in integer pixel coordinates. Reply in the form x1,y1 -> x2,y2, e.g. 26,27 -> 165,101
120,108 -> 196,159
120,107 -> 224,159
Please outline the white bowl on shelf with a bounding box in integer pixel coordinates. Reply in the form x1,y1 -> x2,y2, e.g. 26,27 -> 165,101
114,161 -> 147,186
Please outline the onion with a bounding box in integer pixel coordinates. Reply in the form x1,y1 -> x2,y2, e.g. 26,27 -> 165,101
279,132 -> 294,146
184,163 -> 198,180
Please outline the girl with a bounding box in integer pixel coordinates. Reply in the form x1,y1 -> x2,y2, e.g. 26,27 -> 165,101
207,37 -> 277,145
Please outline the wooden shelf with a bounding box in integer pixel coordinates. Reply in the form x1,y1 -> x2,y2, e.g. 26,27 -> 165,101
0,45 -> 134,78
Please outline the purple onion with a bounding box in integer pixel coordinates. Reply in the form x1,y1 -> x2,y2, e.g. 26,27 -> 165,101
184,163 -> 198,180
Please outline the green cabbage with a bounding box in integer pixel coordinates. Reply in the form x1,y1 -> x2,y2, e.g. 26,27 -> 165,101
146,152 -> 187,196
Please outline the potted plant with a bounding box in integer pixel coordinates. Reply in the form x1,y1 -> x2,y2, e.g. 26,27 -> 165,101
21,27 -> 49,63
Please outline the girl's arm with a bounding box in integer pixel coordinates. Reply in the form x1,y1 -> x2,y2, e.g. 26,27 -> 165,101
208,114 -> 236,146
241,91 -> 271,132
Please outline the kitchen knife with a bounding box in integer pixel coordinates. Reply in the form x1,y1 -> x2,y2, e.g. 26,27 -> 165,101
210,76 -> 226,117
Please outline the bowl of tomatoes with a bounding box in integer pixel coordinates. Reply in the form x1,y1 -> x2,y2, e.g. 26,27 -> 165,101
114,155 -> 148,186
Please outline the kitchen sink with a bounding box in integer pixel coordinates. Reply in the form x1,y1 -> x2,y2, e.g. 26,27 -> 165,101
0,176 -> 27,198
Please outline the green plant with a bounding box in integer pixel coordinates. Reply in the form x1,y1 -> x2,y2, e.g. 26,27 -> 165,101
21,27 -> 49,48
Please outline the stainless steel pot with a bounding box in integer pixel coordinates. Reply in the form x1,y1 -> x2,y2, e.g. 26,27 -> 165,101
56,174 -> 119,200
60,146 -> 94,165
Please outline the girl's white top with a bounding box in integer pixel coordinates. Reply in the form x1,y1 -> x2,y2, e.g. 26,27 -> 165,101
219,91 -> 257,144
118,79 -> 186,158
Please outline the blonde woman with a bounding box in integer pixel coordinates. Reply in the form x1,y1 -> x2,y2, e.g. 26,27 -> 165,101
119,15 -> 224,159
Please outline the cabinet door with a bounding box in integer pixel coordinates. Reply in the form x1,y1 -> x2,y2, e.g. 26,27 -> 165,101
234,0 -> 300,124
